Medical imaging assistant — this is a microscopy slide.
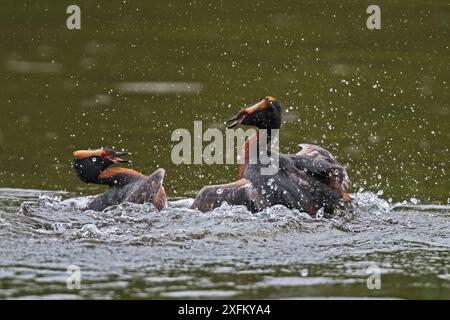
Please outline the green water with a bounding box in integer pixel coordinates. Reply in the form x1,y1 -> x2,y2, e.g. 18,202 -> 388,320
0,0 -> 448,201
0,0 -> 449,300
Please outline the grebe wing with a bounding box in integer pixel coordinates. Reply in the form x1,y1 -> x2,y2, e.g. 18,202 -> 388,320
191,178 -> 265,212
292,143 -> 351,193
127,168 -> 167,210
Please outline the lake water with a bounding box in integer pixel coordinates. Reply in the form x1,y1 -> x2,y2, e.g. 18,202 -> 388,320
0,0 -> 448,299
0,189 -> 449,299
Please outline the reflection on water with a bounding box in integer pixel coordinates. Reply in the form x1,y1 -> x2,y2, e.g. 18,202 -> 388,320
5,60 -> 63,74
115,82 -> 203,94
0,188 -> 448,299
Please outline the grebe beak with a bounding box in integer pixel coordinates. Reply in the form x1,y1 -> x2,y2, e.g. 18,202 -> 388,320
226,111 -> 247,128
226,98 -> 269,128
105,151 -> 129,164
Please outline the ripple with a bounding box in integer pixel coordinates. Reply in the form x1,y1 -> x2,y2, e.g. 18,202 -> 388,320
160,290 -> 238,298
5,61 -> 63,74
115,82 -> 203,95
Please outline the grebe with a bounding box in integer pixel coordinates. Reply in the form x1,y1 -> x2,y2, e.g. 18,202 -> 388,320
73,149 -> 167,211
191,96 -> 351,216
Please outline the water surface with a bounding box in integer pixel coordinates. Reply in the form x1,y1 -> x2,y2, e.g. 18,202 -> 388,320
0,0 -> 448,200
0,189 -> 448,299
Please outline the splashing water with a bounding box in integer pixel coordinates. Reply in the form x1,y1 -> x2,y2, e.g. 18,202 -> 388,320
0,188 -> 448,299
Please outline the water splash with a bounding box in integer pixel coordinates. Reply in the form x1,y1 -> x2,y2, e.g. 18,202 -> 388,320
0,188 -> 448,299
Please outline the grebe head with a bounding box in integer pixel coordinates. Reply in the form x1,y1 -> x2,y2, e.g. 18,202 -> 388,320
226,96 -> 282,130
72,149 -> 129,183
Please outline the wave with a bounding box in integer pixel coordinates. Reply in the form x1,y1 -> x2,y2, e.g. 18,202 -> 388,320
0,188 -> 445,249
0,188 -> 448,299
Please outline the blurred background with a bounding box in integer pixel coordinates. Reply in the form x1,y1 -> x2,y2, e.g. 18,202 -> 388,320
0,0 -> 448,202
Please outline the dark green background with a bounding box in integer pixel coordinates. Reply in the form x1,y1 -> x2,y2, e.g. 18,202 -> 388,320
0,0 -> 448,201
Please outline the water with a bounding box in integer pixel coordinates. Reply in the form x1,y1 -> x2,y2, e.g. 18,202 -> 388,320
0,0 -> 448,201
0,188 -> 448,299
0,0 -> 449,299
